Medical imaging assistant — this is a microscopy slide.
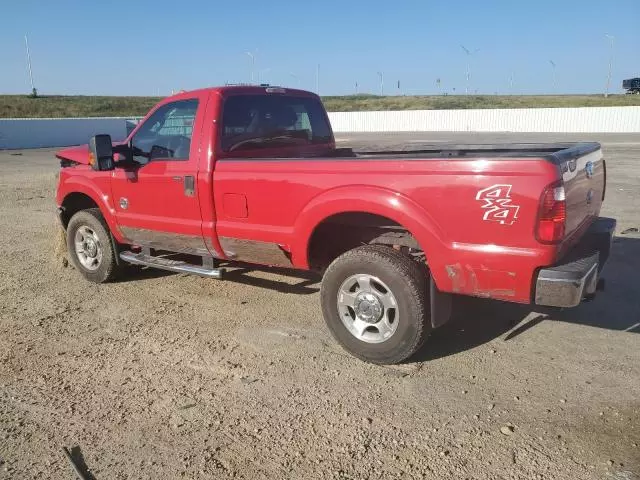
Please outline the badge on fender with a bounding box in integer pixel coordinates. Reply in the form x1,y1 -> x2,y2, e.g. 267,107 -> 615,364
476,184 -> 520,225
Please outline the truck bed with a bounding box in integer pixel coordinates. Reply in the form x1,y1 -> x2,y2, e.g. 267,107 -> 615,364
334,142 -> 601,162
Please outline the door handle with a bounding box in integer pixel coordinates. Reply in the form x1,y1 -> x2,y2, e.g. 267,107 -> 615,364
184,176 -> 195,197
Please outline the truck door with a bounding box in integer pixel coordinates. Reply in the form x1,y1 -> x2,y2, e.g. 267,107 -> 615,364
110,96 -> 210,255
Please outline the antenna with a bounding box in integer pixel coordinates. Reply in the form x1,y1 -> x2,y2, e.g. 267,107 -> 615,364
24,35 -> 37,97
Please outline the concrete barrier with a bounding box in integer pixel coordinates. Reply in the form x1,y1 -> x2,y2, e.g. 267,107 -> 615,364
1,106 -> 639,149
0,117 -> 134,150
327,106 -> 640,133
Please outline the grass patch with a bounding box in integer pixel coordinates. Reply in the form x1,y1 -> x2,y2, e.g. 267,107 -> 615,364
1,93 -> 639,118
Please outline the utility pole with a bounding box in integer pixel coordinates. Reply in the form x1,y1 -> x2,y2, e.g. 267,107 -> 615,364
605,34 -> 614,98
245,51 -> 256,83
24,35 -> 37,97
461,45 -> 479,95
549,60 -> 557,92
377,71 -> 384,96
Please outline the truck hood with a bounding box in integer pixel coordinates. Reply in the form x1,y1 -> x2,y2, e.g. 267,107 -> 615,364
56,144 -> 90,165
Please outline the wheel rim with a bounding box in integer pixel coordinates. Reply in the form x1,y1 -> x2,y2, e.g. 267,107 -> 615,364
74,225 -> 103,271
337,274 -> 399,344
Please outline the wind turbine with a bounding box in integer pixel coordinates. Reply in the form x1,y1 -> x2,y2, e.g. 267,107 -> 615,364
604,34 -> 614,97
549,60 -> 557,92
258,68 -> 271,84
461,45 -> 480,95
245,51 -> 256,83
24,35 -> 37,97
377,71 -> 384,96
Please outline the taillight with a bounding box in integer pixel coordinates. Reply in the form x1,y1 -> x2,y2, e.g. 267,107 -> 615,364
536,183 -> 566,244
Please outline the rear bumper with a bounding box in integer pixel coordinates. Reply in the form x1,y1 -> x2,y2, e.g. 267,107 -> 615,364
534,217 -> 616,308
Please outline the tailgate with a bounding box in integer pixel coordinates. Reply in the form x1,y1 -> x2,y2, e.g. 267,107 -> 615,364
557,145 -> 606,239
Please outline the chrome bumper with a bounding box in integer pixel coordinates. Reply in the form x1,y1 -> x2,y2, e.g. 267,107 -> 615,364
535,217 -> 616,308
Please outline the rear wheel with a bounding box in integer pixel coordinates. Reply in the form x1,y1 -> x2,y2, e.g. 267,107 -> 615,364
320,245 -> 431,364
66,208 -> 121,283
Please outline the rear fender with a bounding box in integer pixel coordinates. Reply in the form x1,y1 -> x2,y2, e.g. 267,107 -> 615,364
291,185 -> 449,288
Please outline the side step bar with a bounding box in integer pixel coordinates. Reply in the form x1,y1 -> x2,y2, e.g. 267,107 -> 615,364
120,251 -> 224,279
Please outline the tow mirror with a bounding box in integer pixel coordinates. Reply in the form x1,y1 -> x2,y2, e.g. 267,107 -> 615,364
88,134 -> 114,171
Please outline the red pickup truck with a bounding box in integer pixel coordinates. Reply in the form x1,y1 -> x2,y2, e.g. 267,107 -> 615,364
55,85 -> 615,364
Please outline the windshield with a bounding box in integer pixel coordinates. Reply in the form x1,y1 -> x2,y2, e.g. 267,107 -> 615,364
220,94 -> 332,152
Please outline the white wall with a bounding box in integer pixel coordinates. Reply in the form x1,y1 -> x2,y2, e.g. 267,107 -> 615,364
1,106 -> 639,150
327,106 -> 640,133
0,117 -> 132,150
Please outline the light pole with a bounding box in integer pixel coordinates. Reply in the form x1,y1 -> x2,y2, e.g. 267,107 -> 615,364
549,60 -> 557,92
24,35 -> 37,96
377,71 -> 384,96
605,34 -> 614,98
245,51 -> 256,83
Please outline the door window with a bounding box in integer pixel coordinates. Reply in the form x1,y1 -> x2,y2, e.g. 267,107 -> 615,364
131,99 -> 199,164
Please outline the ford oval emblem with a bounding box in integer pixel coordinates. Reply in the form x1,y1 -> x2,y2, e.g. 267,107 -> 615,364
585,161 -> 594,178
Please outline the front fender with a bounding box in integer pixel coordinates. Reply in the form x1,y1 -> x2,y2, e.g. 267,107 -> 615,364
58,173 -> 123,243
290,185 -> 448,287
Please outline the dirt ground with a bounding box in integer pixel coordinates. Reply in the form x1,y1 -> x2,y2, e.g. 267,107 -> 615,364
1,133 -> 639,480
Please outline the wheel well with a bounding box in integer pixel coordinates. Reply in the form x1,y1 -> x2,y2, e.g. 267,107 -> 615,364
307,212 -> 424,272
60,193 -> 100,228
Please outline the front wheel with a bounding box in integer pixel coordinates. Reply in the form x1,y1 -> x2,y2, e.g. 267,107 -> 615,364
320,245 -> 431,364
66,208 -> 121,283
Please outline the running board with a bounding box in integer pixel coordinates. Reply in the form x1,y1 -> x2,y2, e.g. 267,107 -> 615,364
120,251 -> 224,279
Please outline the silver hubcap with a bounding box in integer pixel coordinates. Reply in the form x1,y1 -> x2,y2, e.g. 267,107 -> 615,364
74,226 -> 103,271
337,274 -> 399,344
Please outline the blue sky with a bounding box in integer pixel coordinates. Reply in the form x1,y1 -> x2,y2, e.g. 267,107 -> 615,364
1,0 -> 638,96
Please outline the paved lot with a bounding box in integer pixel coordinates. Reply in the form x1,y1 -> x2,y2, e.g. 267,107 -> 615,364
1,134 -> 639,479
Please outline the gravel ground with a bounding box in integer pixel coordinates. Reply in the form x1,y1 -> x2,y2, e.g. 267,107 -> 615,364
1,133 -> 639,480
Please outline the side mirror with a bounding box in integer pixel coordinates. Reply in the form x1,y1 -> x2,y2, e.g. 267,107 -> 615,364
88,134 -> 114,171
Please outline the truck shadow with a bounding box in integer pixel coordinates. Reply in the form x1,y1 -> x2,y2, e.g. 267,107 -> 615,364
221,265 -> 321,295
412,235 -> 640,363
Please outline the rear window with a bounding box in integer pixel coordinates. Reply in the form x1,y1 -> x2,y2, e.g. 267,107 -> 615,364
220,94 -> 332,152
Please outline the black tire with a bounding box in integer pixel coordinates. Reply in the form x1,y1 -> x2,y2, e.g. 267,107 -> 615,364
66,208 -> 121,283
320,245 -> 431,364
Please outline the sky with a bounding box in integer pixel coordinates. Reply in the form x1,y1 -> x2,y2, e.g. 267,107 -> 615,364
1,0 -> 639,96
